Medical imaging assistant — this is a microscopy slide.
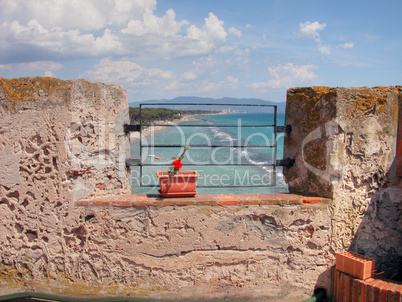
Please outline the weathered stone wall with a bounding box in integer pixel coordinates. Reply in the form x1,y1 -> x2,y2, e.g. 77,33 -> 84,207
0,77 -> 130,292
74,202 -> 331,300
284,86 -> 402,281
1,80 -> 400,300
0,77 -> 334,301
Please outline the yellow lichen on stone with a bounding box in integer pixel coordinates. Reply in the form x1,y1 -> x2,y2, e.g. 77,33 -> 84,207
0,77 -> 72,112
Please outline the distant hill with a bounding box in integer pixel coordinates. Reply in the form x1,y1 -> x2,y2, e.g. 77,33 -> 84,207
129,96 -> 286,113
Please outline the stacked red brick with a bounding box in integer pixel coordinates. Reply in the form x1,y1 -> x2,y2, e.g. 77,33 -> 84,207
332,251 -> 402,302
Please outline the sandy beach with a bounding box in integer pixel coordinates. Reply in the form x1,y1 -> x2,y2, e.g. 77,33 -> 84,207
129,116 -> 205,142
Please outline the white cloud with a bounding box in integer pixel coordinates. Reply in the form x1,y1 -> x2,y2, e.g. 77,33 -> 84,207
44,70 -> 55,77
225,75 -> 239,87
0,0 -> 157,31
0,2 -> 228,62
0,60 -> 62,74
229,27 -> 242,38
186,12 -> 227,50
299,21 -> 327,43
195,76 -> 239,94
250,63 -> 317,89
182,46 -> 250,83
81,58 -> 175,87
298,21 -> 330,55
182,72 -> 197,81
318,44 -> 331,55
337,43 -> 354,49
121,9 -> 188,37
0,20 -> 122,57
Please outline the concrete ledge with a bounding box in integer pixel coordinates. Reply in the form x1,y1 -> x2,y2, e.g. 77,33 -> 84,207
77,193 -> 332,207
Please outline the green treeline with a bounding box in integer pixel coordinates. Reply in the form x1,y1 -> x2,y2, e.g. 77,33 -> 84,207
129,107 -> 218,124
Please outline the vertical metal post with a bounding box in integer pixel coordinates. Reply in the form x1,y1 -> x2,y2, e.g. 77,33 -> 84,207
139,104 -> 143,186
273,105 -> 277,187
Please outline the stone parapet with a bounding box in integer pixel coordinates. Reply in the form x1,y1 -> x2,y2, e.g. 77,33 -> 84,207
284,86 -> 402,284
284,86 -> 401,198
77,193 -> 332,207
1,81 -> 401,301
0,77 -> 131,201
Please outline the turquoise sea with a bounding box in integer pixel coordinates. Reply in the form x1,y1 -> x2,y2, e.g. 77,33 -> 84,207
130,112 -> 288,194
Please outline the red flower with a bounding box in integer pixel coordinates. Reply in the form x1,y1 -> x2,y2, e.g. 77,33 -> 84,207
172,159 -> 182,169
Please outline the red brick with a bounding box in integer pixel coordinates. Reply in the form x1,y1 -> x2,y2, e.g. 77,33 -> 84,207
154,198 -> 175,206
361,278 -> 376,302
397,108 -> 402,156
337,270 -> 342,302
335,251 -> 375,280
396,157 -> 402,177
258,193 -> 282,205
387,284 -> 399,302
366,279 -> 382,302
276,193 -> 303,205
332,269 -> 339,302
217,194 -> 239,206
394,284 -> 402,301
90,199 -> 110,206
339,272 -> 346,302
195,194 -> 218,206
111,200 -> 132,207
352,279 -> 363,302
110,194 -> 136,206
132,194 -> 155,206
397,106 -> 402,176
76,200 -> 90,206
237,194 -> 262,205
113,194 -> 135,202
345,274 -> 353,302
133,200 -> 155,206
397,140 -> 402,157
175,198 -> 197,206
380,282 -> 393,302
373,281 -> 388,302
302,196 -> 322,204
360,279 -> 367,302
344,274 -> 353,302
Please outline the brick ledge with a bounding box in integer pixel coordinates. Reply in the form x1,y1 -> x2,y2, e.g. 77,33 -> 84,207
332,267 -> 402,302
77,193 -> 332,207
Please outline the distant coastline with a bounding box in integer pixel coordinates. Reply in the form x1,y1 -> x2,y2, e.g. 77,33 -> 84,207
129,115 -> 205,142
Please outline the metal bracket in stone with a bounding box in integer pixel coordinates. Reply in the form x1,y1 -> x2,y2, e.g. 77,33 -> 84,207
276,158 -> 295,168
126,158 -> 141,167
276,125 -> 292,134
124,124 -> 141,133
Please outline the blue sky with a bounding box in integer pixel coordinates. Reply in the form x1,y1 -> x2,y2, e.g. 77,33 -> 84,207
1,0 -> 401,103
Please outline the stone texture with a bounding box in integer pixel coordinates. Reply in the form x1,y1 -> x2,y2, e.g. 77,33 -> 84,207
0,77 -> 131,294
44,204 -> 330,300
1,81 -> 401,300
284,86 -> 400,198
284,86 -> 402,284
284,87 -> 338,198
350,187 -> 402,280
0,147 -> 21,188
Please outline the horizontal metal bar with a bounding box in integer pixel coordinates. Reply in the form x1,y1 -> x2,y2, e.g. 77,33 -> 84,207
141,144 -> 275,148
133,163 -> 275,167
139,184 -> 275,188
140,124 -> 276,128
141,103 -> 277,107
